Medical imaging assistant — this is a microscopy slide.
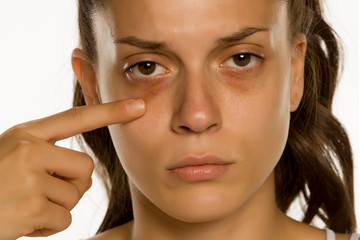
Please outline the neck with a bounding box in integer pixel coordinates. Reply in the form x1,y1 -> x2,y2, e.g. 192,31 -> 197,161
129,172 -> 289,240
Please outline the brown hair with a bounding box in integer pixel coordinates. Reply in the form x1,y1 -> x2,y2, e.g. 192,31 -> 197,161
73,0 -> 356,234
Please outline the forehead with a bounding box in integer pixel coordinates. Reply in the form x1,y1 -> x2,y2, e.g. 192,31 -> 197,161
100,0 -> 287,40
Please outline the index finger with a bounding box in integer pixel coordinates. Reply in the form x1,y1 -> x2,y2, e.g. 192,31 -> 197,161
24,99 -> 146,142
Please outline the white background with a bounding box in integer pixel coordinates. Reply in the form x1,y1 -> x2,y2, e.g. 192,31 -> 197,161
0,1 -> 358,239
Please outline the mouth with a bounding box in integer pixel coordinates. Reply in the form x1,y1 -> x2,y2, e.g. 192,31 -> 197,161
168,154 -> 234,182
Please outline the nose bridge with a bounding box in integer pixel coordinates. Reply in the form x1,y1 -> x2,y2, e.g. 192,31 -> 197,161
171,68 -> 222,134
183,71 -> 213,111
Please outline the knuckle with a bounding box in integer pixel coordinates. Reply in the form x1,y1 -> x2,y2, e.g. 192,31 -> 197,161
68,184 -> 81,208
35,229 -> 57,237
78,153 -> 94,177
19,195 -> 47,218
63,107 -> 86,135
6,123 -> 30,135
13,140 -> 40,165
14,140 -> 34,160
33,210 -> 72,234
3,122 -> 35,141
28,195 -> 47,215
118,101 -> 130,116
60,211 -> 72,231
0,124 -> 28,145
45,209 -> 72,232
21,173 -> 41,189
83,154 -> 95,175
87,177 -> 93,191
15,139 -> 33,153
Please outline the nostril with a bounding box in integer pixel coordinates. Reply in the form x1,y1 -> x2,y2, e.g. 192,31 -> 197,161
206,123 -> 220,133
177,123 -> 219,134
178,125 -> 192,133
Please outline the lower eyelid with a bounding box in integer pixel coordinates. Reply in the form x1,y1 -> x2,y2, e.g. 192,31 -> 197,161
219,59 -> 263,74
220,60 -> 262,70
125,69 -> 172,83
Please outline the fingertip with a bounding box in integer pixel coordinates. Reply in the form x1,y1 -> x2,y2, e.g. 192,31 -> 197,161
124,99 -> 146,115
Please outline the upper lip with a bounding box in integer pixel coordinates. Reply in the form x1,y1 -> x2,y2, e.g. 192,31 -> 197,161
167,154 -> 233,170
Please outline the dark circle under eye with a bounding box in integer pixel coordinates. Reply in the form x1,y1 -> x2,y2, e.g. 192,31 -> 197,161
138,62 -> 156,75
232,54 -> 251,67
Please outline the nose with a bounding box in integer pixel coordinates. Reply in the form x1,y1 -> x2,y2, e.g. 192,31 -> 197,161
170,73 -> 222,134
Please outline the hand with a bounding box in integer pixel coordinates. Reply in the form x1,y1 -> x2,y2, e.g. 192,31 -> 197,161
0,99 -> 145,240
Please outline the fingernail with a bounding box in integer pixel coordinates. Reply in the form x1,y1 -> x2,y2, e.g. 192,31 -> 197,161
125,99 -> 145,114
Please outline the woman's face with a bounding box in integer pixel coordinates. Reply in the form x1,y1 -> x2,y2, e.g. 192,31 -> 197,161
91,0 -> 305,222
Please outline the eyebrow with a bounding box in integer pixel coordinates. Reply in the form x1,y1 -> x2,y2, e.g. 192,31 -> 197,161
216,27 -> 269,45
114,36 -> 168,50
113,27 -> 269,50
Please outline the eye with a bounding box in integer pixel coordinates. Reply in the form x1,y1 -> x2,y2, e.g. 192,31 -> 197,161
223,53 -> 261,69
129,61 -> 167,77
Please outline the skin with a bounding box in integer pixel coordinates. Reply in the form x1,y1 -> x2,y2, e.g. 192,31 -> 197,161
74,0 -> 348,239
0,99 -> 145,239
75,0 -> 352,240
0,0 -> 352,239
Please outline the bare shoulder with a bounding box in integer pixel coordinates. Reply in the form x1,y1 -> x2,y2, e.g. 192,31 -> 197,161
335,233 -> 358,240
87,221 -> 133,240
282,215 -> 354,240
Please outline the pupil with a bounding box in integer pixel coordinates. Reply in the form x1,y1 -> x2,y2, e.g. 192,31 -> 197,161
233,54 -> 251,67
138,62 -> 156,75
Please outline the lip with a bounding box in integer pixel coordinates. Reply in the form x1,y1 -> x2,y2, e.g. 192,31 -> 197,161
168,154 -> 234,182
167,154 -> 232,170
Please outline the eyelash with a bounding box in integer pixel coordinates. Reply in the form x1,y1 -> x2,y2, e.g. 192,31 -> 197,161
126,61 -> 169,82
221,53 -> 264,72
125,52 -> 263,82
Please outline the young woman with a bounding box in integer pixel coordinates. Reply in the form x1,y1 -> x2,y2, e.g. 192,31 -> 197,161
0,0 -> 358,239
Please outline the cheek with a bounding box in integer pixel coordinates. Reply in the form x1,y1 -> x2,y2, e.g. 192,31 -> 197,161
107,91 -> 173,188
230,67 -> 291,175
98,64 -> 176,188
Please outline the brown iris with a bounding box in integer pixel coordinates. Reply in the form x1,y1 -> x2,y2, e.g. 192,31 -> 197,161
137,62 -> 156,75
232,54 -> 251,67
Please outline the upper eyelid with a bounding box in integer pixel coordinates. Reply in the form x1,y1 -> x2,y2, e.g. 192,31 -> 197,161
125,58 -> 170,71
221,53 -> 264,65
123,49 -> 264,71
128,61 -> 157,69
127,62 -> 168,75
121,50 -> 180,69
122,42 -> 265,62
216,43 -> 266,59
229,52 -> 264,59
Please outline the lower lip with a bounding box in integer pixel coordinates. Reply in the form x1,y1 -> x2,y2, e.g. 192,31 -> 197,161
170,164 -> 231,182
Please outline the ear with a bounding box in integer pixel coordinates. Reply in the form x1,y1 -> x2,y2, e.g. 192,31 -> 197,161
71,48 -> 100,105
290,33 -> 307,112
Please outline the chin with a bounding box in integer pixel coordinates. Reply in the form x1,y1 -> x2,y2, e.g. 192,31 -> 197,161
168,201 -> 240,224
160,184 -> 245,223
